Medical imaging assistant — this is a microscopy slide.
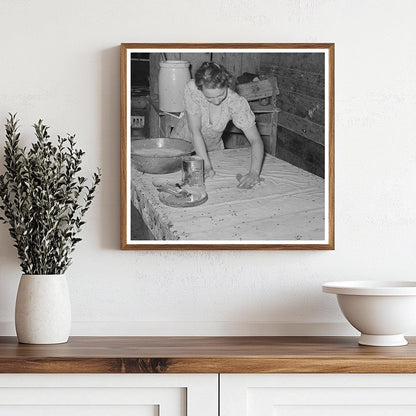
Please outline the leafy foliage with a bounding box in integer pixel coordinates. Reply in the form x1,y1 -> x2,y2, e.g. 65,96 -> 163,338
0,113 -> 101,274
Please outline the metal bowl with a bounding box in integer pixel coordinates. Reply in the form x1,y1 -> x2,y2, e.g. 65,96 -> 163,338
131,138 -> 194,174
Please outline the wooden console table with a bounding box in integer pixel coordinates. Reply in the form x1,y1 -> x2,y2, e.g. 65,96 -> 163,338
2,336 -> 416,415
1,336 -> 416,373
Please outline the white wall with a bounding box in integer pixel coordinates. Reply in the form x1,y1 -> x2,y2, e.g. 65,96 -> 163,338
0,0 -> 415,336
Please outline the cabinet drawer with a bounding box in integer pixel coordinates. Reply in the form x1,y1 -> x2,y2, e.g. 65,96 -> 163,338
221,374 -> 416,416
0,374 -> 217,416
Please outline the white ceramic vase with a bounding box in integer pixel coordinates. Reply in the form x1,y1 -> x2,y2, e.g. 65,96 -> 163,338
15,274 -> 71,344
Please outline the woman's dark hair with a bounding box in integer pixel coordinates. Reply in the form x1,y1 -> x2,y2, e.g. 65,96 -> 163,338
194,62 -> 234,90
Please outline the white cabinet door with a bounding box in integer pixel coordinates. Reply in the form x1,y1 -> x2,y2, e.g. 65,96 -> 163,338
221,374 -> 416,416
0,374 -> 217,416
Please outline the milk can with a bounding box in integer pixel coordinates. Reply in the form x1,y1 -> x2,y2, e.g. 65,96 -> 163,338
158,61 -> 191,112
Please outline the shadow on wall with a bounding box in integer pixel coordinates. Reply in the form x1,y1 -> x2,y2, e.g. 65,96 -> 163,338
100,46 -> 122,250
227,283 -> 339,335
0,223 -> 21,326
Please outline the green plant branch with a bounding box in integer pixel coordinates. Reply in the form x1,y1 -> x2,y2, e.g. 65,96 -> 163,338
0,113 -> 101,274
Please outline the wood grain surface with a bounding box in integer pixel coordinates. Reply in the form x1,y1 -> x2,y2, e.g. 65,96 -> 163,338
0,336 -> 415,374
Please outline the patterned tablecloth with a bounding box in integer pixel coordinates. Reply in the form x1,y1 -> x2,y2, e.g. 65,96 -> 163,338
131,148 -> 325,241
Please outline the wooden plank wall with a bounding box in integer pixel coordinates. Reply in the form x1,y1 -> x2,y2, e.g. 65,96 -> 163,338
150,52 -> 259,93
212,53 -> 261,80
149,53 -> 160,102
260,53 -> 325,178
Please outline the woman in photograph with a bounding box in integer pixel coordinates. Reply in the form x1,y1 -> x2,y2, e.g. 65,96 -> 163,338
172,62 -> 264,189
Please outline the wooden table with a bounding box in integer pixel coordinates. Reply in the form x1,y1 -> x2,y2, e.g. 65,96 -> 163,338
131,148 -> 325,241
1,336 -> 416,374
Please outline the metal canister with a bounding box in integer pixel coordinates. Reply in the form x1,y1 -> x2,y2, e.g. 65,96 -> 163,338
182,156 -> 205,187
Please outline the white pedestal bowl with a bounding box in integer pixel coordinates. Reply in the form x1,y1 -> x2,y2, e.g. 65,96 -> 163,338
322,281 -> 416,346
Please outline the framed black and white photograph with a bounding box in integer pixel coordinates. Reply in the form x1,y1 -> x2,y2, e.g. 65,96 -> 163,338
121,43 -> 334,250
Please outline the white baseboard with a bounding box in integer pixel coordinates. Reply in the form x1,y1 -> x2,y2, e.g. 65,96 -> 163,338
0,321 -> 359,336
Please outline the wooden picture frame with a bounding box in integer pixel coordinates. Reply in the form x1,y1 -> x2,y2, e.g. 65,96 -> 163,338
121,43 -> 334,250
